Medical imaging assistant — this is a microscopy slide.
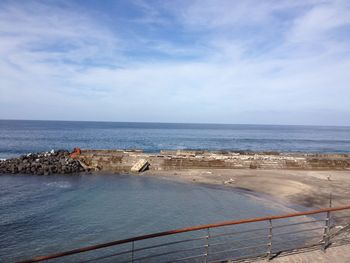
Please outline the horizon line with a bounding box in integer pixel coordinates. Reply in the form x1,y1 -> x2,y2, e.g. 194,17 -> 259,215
1,118 -> 349,128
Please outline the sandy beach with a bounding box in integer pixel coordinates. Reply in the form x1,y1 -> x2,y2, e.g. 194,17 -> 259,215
144,169 -> 350,209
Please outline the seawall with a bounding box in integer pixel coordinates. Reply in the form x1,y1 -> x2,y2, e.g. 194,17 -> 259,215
77,149 -> 350,172
2,149 -> 350,175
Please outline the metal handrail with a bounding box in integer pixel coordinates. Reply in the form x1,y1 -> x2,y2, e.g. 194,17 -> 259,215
272,226 -> 325,237
130,244 -> 207,262
272,218 -> 326,228
17,204 -> 350,263
273,234 -> 323,245
209,243 -> 267,256
209,225 -> 268,238
209,234 -> 268,246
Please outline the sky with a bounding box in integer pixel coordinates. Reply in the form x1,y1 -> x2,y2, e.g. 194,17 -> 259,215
0,0 -> 350,126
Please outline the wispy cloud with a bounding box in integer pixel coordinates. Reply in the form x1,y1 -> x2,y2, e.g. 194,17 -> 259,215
0,0 -> 349,125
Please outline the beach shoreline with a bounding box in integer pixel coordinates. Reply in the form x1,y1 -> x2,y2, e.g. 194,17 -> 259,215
2,148 -> 350,209
142,168 -> 350,209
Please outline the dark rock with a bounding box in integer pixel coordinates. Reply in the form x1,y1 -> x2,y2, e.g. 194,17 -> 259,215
0,149 -> 85,175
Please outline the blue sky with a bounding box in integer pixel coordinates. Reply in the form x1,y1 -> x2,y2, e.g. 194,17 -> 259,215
0,0 -> 350,125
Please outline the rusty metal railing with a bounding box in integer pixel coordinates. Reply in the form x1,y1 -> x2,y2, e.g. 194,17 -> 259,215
17,205 -> 350,263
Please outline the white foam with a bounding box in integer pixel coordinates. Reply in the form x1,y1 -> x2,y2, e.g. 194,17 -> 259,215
175,145 -> 186,150
45,182 -> 72,189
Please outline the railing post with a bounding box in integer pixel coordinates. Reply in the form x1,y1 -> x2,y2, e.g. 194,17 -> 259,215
323,211 -> 331,251
204,227 -> 210,263
131,241 -> 135,263
266,219 -> 273,261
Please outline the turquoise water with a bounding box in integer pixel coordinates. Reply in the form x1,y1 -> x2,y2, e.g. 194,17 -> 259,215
1,120 -> 350,159
0,174 -> 291,262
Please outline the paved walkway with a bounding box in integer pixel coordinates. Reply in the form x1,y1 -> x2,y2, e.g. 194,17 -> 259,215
254,244 -> 350,263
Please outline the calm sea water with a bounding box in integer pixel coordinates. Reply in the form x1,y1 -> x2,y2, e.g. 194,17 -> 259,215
0,120 -> 346,261
0,120 -> 350,159
0,174 -> 292,262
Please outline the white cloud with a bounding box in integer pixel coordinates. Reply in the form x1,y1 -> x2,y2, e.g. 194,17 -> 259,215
0,0 -> 349,125
289,0 -> 350,43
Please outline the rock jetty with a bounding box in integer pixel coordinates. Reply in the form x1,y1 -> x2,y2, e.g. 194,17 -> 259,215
0,150 -> 85,175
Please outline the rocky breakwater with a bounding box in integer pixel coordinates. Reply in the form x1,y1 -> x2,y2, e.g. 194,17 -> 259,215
0,150 -> 85,175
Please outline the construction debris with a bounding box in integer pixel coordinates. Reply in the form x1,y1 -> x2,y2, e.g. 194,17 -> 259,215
130,159 -> 149,173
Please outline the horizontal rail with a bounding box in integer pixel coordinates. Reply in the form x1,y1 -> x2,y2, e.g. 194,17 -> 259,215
273,234 -> 322,246
209,234 -> 268,248
209,226 -> 268,239
17,204 -> 350,263
273,219 -> 326,229
79,249 -> 131,263
131,235 -> 208,254
272,226 -> 325,237
81,236 -> 208,263
131,244 -> 207,262
209,243 -> 267,256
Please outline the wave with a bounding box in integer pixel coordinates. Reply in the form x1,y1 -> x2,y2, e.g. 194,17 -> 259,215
44,181 -> 72,189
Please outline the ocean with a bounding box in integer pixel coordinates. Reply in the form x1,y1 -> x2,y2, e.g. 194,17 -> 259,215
0,120 -> 348,261
1,120 -> 350,159
1,174 -> 294,262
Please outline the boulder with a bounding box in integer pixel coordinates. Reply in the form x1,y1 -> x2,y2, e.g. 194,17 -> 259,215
0,149 -> 85,175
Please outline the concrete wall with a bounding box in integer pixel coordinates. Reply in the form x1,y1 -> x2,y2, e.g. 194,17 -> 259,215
77,150 -> 350,172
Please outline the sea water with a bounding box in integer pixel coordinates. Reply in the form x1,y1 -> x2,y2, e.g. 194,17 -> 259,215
1,120 -> 347,261
1,120 -> 350,159
1,174 -> 292,262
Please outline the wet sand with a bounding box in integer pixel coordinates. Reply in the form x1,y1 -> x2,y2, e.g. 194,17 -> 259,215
144,169 -> 350,208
